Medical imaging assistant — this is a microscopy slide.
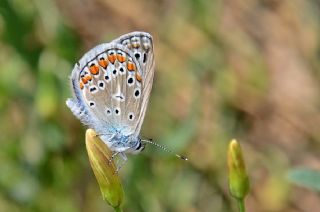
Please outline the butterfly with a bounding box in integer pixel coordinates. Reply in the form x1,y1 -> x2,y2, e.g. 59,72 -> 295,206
66,32 -> 155,161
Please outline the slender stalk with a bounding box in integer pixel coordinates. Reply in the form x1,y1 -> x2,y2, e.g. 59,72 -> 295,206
237,199 -> 245,212
114,206 -> 123,212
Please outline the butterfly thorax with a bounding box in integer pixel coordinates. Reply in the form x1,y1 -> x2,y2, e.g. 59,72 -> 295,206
100,132 -> 144,154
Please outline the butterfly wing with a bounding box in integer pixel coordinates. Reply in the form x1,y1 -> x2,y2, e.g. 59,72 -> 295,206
66,32 -> 154,140
114,32 -> 155,137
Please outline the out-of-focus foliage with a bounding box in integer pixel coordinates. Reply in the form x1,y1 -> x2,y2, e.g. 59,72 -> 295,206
288,168 -> 320,192
0,0 -> 320,211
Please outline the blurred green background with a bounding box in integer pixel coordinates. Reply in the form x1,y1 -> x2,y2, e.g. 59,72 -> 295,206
1,0 -> 320,211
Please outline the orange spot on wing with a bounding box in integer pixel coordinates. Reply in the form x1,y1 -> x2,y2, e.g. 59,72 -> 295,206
136,73 -> 142,82
81,77 -> 88,84
127,62 -> 136,71
108,54 -> 116,64
117,54 -> 126,63
98,58 -> 108,69
85,75 -> 92,81
89,64 -> 99,75
81,75 -> 92,84
80,82 -> 84,89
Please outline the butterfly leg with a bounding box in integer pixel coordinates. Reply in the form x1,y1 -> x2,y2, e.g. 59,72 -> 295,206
114,152 -> 128,173
108,151 -> 119,164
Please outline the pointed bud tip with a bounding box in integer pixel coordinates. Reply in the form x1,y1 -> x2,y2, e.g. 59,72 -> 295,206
229,139 -> 240,152
230,138 -> 238,146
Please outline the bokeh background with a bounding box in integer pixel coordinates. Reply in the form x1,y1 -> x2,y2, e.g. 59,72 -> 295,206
1,0 -> 320,211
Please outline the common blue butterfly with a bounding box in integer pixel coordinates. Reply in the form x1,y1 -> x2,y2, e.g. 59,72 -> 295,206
66,32 -> 155,160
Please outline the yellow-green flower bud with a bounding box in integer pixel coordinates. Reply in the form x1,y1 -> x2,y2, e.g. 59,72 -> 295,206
227,139 -> 249,200
85,129 -> 124,209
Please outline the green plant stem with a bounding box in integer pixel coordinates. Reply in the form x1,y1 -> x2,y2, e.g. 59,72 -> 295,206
237,199 -> 246,212
114,206 -> 123,212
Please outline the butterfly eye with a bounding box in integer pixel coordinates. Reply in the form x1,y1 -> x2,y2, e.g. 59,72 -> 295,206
135,142 -> 143,151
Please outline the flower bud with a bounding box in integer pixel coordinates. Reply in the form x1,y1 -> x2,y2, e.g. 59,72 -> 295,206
85,129 -> 124,209
227,139 -> 249,200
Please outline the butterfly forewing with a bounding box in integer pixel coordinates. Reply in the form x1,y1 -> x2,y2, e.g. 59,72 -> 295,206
115,32 -> 155,136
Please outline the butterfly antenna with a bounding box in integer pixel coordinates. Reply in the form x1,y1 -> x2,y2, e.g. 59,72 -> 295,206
141,139 -> 188,161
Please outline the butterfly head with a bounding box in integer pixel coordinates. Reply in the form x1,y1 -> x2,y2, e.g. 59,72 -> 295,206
132,139 -> 145,154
